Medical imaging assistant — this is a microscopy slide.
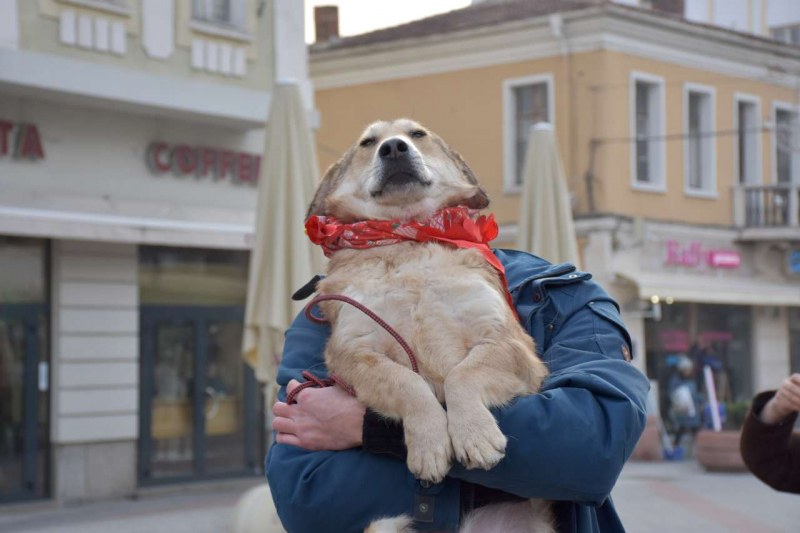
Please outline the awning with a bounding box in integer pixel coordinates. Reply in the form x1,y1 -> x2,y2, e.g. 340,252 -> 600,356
0,205 -> 252,249
615,268 -> 800,307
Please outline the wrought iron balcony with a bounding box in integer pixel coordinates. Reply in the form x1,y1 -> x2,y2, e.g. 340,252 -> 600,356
733,184 -> 800,239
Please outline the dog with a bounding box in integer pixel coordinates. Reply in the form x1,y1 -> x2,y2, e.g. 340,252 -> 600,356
306,119 -> 553,533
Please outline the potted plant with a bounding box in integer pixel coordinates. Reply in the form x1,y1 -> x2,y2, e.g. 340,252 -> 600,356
694,400 -> 751,472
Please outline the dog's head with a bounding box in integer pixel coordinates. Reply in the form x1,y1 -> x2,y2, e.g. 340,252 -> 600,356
307,119 -> 489,222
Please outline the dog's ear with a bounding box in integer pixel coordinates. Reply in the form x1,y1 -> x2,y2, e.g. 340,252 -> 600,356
306,151 -> 351,219
445,144 -> 491,210
465,185 -> 490,210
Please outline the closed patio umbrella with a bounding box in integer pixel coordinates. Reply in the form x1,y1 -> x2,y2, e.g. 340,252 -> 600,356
516,122 -> 581,267
243,81 -> 324,385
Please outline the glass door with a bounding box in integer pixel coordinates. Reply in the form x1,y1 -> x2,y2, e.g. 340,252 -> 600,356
0,305 -> 49,502
139,306 -> 261,484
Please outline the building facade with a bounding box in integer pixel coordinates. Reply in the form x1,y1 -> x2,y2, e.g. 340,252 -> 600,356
0,0 -> 308,504
309,1 -> 800,418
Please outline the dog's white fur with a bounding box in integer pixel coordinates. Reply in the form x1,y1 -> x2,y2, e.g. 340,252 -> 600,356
308,119 -> 553,533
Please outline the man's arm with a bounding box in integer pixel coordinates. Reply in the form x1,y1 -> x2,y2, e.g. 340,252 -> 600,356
266,313 -> 461,532
446,298 -> 649,502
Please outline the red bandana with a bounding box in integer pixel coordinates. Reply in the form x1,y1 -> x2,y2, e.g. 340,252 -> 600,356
305,206 -> 516,315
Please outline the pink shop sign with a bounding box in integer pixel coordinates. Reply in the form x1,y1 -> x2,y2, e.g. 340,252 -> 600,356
664,240 -> 741,269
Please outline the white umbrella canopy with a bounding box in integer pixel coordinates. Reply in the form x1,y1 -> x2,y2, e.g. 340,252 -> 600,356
243,81 -> 325,384
516,122 -> 581,268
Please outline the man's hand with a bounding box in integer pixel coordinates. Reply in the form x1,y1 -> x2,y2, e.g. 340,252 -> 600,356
760,373 -> 800,425
272,380 -> 367,450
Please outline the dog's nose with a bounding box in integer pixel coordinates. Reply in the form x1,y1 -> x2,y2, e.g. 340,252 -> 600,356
378,138 -> 409,160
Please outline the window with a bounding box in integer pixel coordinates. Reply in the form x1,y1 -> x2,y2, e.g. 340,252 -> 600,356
631,73 -> 665,190
503,75 -> 553,191
771,24 -> 800,45
684,85 -> 715,195
735,95 -> 760,185
774,104 -> 799,184
192,0 -> 244,28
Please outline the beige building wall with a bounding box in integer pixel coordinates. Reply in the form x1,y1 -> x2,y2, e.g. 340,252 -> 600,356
18,0 -> 274,91
314,47 -> 798,228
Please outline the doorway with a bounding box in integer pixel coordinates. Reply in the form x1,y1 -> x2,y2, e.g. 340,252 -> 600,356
138,305 -> 261,483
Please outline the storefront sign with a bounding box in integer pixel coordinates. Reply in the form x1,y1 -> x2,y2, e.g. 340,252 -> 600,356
664,240 -> 741,269
146,142 -> 261,185
0,120 -> 45,161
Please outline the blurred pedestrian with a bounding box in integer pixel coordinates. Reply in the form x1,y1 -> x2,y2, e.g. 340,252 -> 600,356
740,373 -> 800,494
668,356 -> 703,449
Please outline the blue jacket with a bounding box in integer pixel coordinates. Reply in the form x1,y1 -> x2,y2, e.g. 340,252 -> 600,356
266,249 -> 650,532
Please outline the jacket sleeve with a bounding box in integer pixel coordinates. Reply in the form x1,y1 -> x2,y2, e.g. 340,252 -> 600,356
265,312 -> 460,532
446,298 -> 650,504
740,391 -> 800,494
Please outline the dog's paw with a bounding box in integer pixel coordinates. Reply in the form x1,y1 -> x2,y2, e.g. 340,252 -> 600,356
448,407 -> 507,471
404,410 -> 453,483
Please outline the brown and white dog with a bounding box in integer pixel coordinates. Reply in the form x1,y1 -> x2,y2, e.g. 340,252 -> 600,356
307,119 -> 553,533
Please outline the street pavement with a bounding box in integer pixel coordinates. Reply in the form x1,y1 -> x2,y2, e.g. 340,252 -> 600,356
0,461 -> 797,532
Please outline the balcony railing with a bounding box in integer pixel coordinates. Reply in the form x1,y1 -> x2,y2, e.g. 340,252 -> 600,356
733,184 -> 800,229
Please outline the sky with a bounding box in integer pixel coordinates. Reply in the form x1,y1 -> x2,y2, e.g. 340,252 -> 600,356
304,0 -> 800,44
304,0 -> 471,43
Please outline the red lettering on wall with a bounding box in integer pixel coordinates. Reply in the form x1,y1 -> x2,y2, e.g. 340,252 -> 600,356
198,148 -> 217,177
146,142 -> 172,173
0,120 -> 13,156
172,145 -> 197,175
218,151 -> 235,180
145,141 -> 260,186
236,153 -> 255,183
16,124 -> 45,160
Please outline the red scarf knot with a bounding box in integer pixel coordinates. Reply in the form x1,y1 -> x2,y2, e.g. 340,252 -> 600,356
305,206 -> 517,316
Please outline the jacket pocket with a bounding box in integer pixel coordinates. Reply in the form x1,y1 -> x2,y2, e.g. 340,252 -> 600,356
588,300 -> 633,361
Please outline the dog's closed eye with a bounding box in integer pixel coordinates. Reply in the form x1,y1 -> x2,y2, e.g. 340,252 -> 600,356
360,137 -> 377,147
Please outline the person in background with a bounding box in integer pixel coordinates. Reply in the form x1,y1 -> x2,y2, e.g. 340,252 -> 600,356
668,356 -> 703,450
740,373 -> 800,494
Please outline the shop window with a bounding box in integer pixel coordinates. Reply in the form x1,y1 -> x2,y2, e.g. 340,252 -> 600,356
645,302 -> 753,425
503,74 -> 553,192
684,85 -> 716,196
735,96 -> 760,185
139,246 -> 248,306
774,104 -> 799,184
192,0 -> 245,28
631,72 -> 665,191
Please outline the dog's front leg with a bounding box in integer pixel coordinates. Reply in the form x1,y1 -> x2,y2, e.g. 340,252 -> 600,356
444,338 -> 546,471
329,345 -> 453,483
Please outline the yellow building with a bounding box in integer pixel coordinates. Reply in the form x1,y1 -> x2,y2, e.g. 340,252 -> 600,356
309,1 -> 800,409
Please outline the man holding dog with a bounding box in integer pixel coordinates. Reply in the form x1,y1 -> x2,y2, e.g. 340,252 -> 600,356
267,250 -> 650,532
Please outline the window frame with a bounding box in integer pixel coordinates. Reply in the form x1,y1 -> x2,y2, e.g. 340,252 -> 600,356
772,100 -> 800,185
733,93 -> 762,186
502,73 -> 555,194
191,0 -> 246,29
683,82 -> 717,198
630,71 -> 666,193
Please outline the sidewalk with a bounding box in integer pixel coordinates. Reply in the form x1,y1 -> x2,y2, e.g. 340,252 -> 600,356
613,460 -> 799,532
1,462 -> 797,532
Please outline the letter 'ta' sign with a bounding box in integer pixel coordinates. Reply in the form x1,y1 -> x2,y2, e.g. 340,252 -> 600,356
146,142 -> 261,186
0,120 -> 46,161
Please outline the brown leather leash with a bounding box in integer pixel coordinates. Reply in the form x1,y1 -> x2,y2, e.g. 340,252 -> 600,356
285,294 -> 420,405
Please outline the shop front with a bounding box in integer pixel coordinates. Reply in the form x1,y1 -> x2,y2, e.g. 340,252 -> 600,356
0,96 -> 265,502
580,217 -> 800,417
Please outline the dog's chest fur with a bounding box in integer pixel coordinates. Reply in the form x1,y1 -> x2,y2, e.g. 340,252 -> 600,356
318,242 -> 512,402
